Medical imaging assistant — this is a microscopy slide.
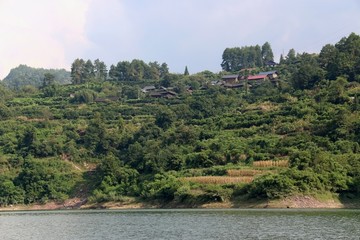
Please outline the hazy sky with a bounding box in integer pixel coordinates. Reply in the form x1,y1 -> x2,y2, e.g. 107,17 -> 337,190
1,0 -> 360,79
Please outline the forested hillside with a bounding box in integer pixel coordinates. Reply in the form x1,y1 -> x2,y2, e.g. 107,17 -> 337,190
0,33 -> 359,207
2,65 -> 71,89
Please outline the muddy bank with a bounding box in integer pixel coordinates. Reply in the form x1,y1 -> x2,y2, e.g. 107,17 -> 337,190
1,194 -> 359,211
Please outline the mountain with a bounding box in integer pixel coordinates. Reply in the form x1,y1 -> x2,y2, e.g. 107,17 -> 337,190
2,64 -> 71,89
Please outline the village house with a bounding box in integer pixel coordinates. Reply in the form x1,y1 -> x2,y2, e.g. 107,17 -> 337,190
258,70 -> 279,80
141,85 -> 156,93
141,86 -> 178,98
149,88 -> 177,98
247,74 -> 268,86
264,60 -> 278,67
221,74 -> 239,84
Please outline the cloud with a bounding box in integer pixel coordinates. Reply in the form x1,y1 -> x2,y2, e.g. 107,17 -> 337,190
83,0 -> 273,72
1,0 -> 359,78
0,0 -> 90,79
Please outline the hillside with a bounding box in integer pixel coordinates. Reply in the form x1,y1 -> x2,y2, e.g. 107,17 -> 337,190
2,64 -> 71,89
0,33 -> 359,209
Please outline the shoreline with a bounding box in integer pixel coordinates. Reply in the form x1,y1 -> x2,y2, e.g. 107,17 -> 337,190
1,195 -> 359,212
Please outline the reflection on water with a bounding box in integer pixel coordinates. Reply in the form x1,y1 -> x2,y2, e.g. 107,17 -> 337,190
0,209 -> 359,240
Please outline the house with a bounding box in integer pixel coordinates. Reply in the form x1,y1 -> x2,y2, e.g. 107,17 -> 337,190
149,89 -> 177,98
247,74 -> 268,86
221,74 -> 239,84
185,85 -> 193,94
265,60 -> 278,67
258,70 -> 279,80
141,85 -> 156,93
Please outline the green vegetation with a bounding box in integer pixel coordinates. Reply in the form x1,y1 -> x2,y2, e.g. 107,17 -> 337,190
0,33 -> 359,207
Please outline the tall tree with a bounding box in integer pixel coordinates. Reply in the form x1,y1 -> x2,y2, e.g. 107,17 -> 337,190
184,66 -> 189,76
147,61 -> 161,80
160,63 -> 169,78
108,64 -> 117,80
285,49 -> 297,64
71,58 -> 85,84
279,54 -> 285,64
261,42 -> 274,63
129,59 -> 146,81
319,44 -> 339,80
94,59 -> 107,81
42,73 -> 55,88
83,60 -> 95,81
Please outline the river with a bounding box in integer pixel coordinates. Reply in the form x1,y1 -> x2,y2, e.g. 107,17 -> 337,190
0,209 -> 359,239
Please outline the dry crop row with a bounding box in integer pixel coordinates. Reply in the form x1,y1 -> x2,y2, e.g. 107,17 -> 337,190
226,169 -> 269,177
182,176 -> 253,184
252,160 -> 289,168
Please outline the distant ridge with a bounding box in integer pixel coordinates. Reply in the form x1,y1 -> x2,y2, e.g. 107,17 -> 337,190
2,64 -> 71,89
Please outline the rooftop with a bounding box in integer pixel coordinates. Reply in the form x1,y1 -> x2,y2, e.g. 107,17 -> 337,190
247,74 -> 267,80
222,74 -> 239,79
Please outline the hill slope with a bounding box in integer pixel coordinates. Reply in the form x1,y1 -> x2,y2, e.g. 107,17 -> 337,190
2,64 -> 71,89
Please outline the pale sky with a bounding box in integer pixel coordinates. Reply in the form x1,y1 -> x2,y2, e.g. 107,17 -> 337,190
1,0 -> 360,79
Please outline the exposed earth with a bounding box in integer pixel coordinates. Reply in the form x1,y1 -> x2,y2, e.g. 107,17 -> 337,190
1,194 -> 359,211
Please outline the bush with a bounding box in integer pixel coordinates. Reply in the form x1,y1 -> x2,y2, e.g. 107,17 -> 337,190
247,172 -> 295,199
71,89 -> 98,103
0,177 -> 25,206
14,158 -> 78,204
141,173 -> 181,201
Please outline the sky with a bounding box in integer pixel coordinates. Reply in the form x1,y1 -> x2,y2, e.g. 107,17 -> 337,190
1,0 -> 360,79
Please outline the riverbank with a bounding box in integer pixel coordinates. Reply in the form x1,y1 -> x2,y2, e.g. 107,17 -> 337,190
1,194 -> 359,211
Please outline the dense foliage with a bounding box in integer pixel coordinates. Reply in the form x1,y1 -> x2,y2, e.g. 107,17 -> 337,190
0,33 -> 359,207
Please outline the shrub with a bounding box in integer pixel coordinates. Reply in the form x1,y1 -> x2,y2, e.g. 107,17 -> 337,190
247,172 -> 295,199
201,185 -> 233,202
141,173 -> 182,201
71,89 -> 98,103
0,177 -> 25,206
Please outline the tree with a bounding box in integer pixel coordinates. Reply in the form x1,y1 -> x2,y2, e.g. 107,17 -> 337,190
221,47 -> 241,72
84,59 -> 95,81
261,42 -> 274,63
18,126 -> 38,156
117,61 -> 131,81
155,108 -> 175,129
147,61 -> 161,80
319,44 -> 338,79
71,58 -> 85,84
129,59 -> 146,81
160,73 -> 180,88
41,73 -> 58,97
94,59 -> 107,81
184,66 -> 189,76
286,49 -> 297,64
292,62 -> 324,90
42,73 -> 55,88
279,54 -> 285,64
160,63 -> 169,78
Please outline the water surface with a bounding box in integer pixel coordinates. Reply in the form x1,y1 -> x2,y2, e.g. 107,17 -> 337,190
0,209 -> 359,240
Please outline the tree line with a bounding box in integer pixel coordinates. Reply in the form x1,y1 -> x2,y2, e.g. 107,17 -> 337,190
221,42 -> 274,72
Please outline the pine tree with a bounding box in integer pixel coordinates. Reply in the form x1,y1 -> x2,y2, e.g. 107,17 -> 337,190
184,66 -> 189,76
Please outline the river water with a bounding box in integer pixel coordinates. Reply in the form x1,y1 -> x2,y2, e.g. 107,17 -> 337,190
0,209 -> 359,240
